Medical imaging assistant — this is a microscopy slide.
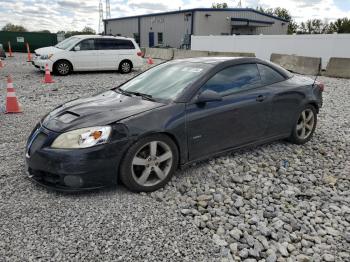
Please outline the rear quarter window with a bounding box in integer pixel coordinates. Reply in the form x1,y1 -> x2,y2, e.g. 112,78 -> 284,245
116,39 -> 135,49
257,64 -> 286,85
96,39 -> 135,50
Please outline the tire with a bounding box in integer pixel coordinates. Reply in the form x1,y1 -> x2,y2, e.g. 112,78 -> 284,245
119,60 -> 132,74
288,105 -> 317,145
120,134 -> 178,192
55,60 -> 72,76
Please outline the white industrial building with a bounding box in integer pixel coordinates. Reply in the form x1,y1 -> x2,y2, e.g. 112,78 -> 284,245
104,8 -> 289,48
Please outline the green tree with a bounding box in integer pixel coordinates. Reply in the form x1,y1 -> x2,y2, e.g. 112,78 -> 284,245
63,26 -> 96,38
306,20 -> 313,34
82,26 -> 96,34
2,23 -> 27,32
298,22 -> 307,34
288,22 -> 298,34
329,18 -> 350,33
257,7 -> 297,34
212,2 -> 228,8
272,7 -> 292,21
36,30 -> 51,33
297,19 -> 329,34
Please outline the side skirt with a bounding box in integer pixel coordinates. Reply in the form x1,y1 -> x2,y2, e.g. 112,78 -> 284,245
180,134 -> 289,169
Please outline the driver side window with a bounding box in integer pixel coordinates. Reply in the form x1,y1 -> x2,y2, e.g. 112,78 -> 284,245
202,64 -> 261,96
77,39 -> 95,51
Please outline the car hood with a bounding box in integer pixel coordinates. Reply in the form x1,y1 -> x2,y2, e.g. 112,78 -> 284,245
35,46 -> 63,56
42,90 -> 165,132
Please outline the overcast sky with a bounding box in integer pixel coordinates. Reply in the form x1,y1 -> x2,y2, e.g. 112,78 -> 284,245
0,0 -> 349,32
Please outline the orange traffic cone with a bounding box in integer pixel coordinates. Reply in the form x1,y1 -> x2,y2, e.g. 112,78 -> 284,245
147,56 -> 154,65
0,58 -> 3,69
26,42 -> 32,62
8,41 -> 14,57
5,75 -> 22,113
42,64 -> 54,83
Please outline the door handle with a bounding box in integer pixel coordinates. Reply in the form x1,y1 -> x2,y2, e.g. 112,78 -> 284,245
256,95 -> 265,102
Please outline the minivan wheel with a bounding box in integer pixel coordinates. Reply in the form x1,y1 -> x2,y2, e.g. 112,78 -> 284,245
55,61 -> 71,76
120,134 -> 178,192
119,61 -> 132,74
288,105 -> 317,145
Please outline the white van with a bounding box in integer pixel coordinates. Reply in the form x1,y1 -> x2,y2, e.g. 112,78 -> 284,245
33,35 -> 144,75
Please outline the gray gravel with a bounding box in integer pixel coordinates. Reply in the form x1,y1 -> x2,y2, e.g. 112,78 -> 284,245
0,54 -> 219,261
150,71 -> 350,262
1,53 -> 350,261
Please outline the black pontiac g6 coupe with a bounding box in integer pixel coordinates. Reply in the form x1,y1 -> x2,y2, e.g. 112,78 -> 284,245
25,57 -> 323,192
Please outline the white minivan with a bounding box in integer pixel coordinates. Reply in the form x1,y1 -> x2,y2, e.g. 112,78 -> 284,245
33,35 -> 144,75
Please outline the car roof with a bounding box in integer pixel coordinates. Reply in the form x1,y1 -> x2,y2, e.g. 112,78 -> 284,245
74,35 -> 133,41
172,57 -> 293,77
173,56 -> 258,64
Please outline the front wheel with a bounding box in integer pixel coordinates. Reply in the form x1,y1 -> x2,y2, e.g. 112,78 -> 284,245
288,105 -> 317,144
120,134 -> 178,192
55,61 -> 71,76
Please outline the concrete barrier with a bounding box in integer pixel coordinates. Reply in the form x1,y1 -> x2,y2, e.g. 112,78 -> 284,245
208,51 -> 255,57
325,57 -> 350,78
144,48 -> 174,60
173,49 -> 209,59
270,53 -> 321,75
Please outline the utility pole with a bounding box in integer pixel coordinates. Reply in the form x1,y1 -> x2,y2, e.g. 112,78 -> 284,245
98,0 -> 104,34
105,0 -> 111,19
238,0 -> 242,7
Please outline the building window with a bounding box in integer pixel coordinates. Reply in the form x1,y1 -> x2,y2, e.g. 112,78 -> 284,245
133,33 -> 140,44
158,32 -> 163,45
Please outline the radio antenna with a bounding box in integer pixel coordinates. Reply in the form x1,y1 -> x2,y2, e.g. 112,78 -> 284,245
312,62 -> 322,86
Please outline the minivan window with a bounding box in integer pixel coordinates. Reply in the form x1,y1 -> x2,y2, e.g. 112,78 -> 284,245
202,64 -> 261,96
96,39 -> 135,50
55,37 -> 80,50
77,39 -> 95,50
257,64 -> 285,85
116,39 -> 135,49
96,39 -> 117,50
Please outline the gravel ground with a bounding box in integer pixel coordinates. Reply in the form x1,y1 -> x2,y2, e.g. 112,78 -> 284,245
1,53 -> 349,261
0,54 -> 219,261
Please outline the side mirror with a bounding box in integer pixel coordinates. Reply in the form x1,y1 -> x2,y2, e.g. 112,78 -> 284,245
73,46 -> 80,51
195,90 -> 222,104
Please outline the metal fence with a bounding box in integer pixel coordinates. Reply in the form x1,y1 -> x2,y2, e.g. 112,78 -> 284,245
0,31 -> 58,52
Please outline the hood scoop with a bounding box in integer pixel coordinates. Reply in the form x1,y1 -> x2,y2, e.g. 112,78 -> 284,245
56,111 -> 80,123
42,91 -> 165,132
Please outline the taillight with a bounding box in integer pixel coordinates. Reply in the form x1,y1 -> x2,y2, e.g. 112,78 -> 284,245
316,81 -> 325,92
137,51 -> 143,57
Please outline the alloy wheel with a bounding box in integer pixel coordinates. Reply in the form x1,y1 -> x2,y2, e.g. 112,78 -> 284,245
131,141 -> 173,187
57,63 -> 70,75
296,108 -> 315,140
121,62 -> 131,73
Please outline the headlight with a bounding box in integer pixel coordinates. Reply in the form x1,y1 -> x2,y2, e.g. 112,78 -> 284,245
51,126 -> 111,149
40,54 -> 53,60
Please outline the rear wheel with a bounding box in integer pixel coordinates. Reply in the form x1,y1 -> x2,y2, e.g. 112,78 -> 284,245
120,134 -> 178,192
55,60 -> 71,76
288,105 -> 317,144
119,60 -> 132,74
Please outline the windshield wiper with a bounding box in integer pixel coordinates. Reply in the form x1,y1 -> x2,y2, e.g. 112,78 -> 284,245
115,88 -> 132,97
116,89 -> 155,101
128,91 -> 154,101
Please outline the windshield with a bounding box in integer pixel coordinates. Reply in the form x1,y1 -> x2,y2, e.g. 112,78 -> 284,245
119,62 -> 212,100
55,37 -> 80,50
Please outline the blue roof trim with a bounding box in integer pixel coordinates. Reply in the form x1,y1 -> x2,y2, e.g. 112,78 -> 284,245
104,8 -> 289,23
231,18 -> 274,25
